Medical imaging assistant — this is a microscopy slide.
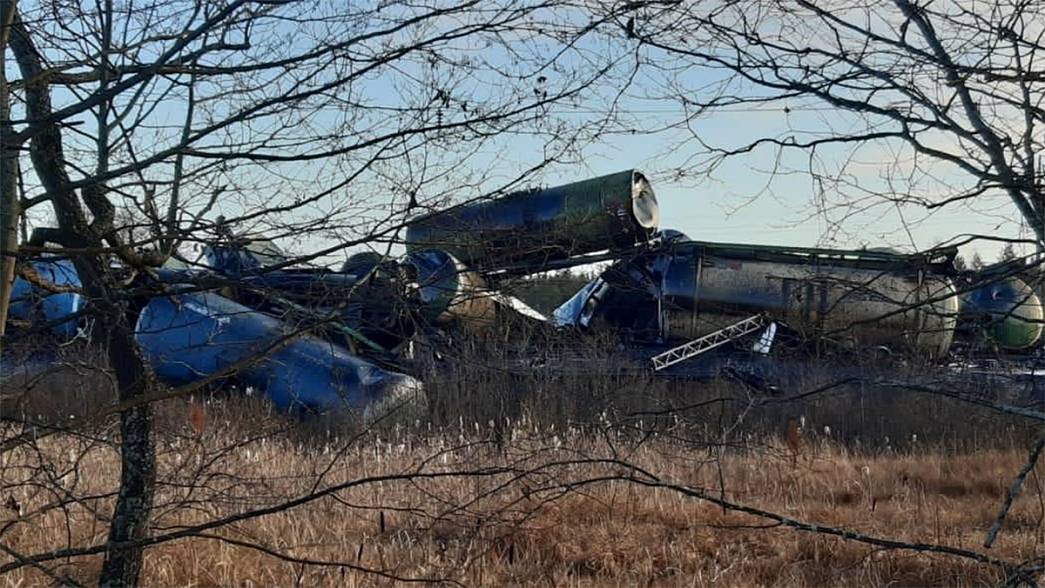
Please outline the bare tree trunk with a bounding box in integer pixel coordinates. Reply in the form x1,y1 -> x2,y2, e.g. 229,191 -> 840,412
98,321 -> 156,587
95,0 -> 157,578
8,9 -> 156,586
0,0 -> 19,339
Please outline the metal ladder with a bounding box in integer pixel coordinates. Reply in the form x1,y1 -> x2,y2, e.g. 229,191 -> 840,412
651,314 -> 767,371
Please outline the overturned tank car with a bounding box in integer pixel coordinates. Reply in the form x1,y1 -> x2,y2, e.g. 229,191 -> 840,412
135,289 -> 423,416
555,239 -> 961,356
405,169 -> 659,271
957,274 -> 1044,351
6,242 -> 429,418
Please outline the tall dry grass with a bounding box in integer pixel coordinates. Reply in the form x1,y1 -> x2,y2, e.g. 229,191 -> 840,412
2,394 -> 1044,586
2,342 -> 1044,586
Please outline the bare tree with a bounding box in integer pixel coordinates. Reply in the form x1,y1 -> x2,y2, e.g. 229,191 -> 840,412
588,0 -> 1045,249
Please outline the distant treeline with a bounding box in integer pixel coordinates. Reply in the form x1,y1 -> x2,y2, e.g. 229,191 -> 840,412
507,270 -> 597,315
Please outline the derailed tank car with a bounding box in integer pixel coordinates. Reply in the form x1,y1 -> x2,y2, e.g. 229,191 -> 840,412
8,257 -> 84,340
7,242 -> 430,419
958,275 -> 1044,351
401,248 -> 497,326
556,240 -> 961,356
658,242 -> 960,356
405,169 -> 659,270
135,289 -> 423,417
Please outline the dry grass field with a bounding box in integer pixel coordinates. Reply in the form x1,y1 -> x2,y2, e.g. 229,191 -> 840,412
2,390 -> 1044,587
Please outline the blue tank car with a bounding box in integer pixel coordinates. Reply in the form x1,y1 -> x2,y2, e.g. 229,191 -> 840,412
8,257 -> 84,340
134,290 -> 423,415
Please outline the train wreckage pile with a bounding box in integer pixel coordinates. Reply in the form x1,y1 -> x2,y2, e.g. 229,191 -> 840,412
4,170 -> 1043,417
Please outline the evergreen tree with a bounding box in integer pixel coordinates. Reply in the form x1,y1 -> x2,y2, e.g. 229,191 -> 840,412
971,252 -> 985,271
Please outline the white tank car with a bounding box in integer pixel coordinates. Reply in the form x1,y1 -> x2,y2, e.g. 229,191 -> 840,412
656,242 -> 960,356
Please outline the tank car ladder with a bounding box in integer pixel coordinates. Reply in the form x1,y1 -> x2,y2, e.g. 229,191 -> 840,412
651,314 -> 768,371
